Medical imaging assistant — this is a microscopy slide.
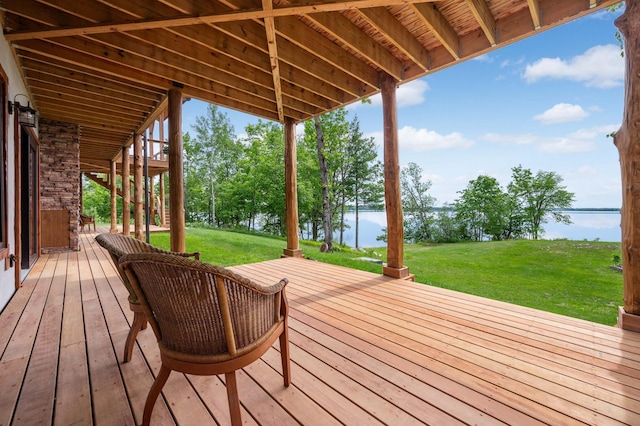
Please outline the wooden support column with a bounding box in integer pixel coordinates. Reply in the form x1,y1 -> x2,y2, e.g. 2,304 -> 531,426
380,73 -> 411,280
109,160 -> 118,233
615,1 -> 640,331
168,87 -> 185,252
122,146 -> 131,236
133,134 -> 144,240
159,173 -> 166,227
283,117 -> 302,258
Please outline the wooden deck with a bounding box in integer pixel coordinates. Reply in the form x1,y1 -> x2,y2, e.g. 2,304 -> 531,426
2,229 -> 640,425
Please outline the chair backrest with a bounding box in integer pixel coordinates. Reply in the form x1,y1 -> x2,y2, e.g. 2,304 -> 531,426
80,213 -> 94,222
95,233 -> 200,304
119,252 -> 288,360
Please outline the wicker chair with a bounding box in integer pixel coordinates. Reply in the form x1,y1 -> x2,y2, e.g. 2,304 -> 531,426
94,233 -> 200,363
119,252 -> 290,426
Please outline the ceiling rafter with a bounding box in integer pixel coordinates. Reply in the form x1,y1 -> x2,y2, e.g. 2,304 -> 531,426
4,0 -> 442,41
466,0 -> 496,46
356,7 -> 430,71
411,2 -> 460,60
303,11 -> 404,80
262,0 -> 285,122
527,0 -> 542,29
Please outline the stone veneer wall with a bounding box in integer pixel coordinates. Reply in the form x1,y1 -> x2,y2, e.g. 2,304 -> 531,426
39,118 -> 80,253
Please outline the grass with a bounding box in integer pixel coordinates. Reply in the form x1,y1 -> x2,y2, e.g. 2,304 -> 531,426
150,228 -> 623,326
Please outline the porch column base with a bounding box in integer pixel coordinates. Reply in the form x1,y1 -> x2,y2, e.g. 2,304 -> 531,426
618,306 -> 640,332
282,248 -> 303,258
383,266 -> 414,281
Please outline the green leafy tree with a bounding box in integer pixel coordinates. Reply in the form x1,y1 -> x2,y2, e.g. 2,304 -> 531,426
241,121 -> 287,235
507,165 -> 575,240
189,104 -> 242,226
400,162 -> 437,243
303,109 -> 350,249
431,204 -> 463,243
344,116 -> 384,248
454,175 -> 508,241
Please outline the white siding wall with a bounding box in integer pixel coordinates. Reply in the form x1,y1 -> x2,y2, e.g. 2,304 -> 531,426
0,26 -> 34,312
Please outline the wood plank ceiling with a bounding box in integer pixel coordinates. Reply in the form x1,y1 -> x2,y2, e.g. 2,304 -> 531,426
1,0 -> 619,172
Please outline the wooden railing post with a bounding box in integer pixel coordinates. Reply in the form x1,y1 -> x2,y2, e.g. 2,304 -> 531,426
110,160 -> 118,233
283,117 -> 302,258
380,73 -> 411,280
168,86 -> 185,252
133,134 -> 144,240
122,146 -> 130,236
615,1 -> 640,331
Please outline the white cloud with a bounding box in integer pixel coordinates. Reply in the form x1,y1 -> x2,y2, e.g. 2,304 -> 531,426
539,137 -> 596,153
365,79 -> 430,108
398,126 -> 474,151
534,103 -> 590,124
482,133 -> 538,145
473,54 -> 493,63
523,44 -> 624,88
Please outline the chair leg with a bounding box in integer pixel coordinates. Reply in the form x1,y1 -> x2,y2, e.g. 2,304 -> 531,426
279,328 -> 291,386
123,311 -> 146,363
142,365 -> 171,426
225,371 -> 242,426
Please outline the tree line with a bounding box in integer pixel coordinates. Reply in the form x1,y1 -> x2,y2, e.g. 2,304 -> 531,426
83,105 -> 575,246
400,163 -> 575,243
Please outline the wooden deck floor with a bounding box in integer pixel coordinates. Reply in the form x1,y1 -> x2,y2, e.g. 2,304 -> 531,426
2,229 -> 640,425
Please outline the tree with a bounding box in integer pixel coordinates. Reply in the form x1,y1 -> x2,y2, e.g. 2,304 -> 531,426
400,162 -> 436,243
508,165 -> 575,239
454,175 -> 508,241
345,116 -> 384,249
431,204 -> 463,243
189,104 -> 242,226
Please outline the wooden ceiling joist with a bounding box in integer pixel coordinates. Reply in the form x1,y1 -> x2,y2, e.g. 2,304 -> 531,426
0,0 -> 619,172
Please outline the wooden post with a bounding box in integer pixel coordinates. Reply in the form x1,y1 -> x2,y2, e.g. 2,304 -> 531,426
615,1 -> 640,331
122,146 -> 131,236
109,160 -> 118,233
159,173 -> 166,227
283,117 -> 302,258
133,134 -> 144,240
380,73 -> 410,279
159,115 -> 166,227
168,87 -> 185,252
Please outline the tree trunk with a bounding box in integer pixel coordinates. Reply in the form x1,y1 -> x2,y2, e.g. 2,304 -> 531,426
615,2 -> 640,318
314,117 -> 333,252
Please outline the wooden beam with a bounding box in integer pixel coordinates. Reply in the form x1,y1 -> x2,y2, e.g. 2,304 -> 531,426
3,0 -> 441,41
357,7 -> 430,71
133,134 -> 144,240
122,146 -> 131,236
110,160 -> 118,233
527,0 -> 542,29
614,1 -> 640,322
305,12 -> 404,80
261,0 -> 284,122
411,2 -> 460,60
168,87 -> 185,252
380,73 -> 409,280
466,0 -> 497,46
283,117 -> 302,258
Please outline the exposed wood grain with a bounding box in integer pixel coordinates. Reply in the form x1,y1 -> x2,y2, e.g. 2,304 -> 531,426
2,230 -> 639,425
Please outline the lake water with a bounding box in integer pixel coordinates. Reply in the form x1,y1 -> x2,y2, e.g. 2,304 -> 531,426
334,210 -> 622,248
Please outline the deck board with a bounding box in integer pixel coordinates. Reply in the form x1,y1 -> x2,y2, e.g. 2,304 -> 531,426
1,228 -> 640,425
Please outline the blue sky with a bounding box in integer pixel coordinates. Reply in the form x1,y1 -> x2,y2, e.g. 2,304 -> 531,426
182,8 -> 625,208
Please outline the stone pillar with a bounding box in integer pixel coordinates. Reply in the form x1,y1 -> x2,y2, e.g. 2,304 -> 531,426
39,119 -> 80,253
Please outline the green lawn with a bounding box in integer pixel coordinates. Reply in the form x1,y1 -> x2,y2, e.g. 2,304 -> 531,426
150,229 -> 623,326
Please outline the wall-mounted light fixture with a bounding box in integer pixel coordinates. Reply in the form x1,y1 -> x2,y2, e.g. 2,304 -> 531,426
8,94 -> 37,128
